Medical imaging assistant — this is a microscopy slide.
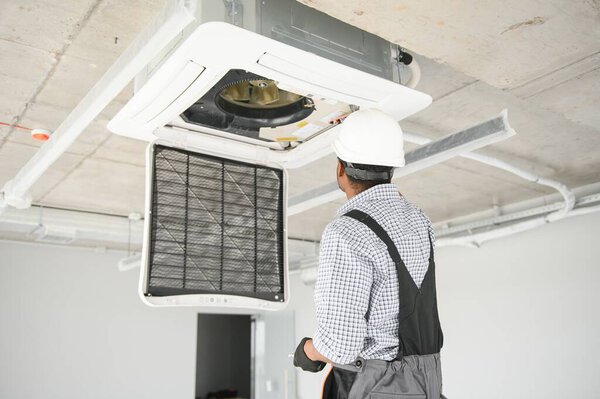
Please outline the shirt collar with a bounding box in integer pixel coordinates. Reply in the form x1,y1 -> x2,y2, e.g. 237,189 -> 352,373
337,183 -> 401,216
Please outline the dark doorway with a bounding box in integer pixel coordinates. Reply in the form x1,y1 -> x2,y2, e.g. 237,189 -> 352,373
195,314 -> 252,399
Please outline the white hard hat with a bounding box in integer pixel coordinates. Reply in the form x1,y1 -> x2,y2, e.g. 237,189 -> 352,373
333,108 -> 405,168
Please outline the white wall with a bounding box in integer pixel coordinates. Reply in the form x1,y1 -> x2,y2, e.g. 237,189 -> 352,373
1,211 -> 599,399
289,212 -> 600,399
0,243 -> 198,399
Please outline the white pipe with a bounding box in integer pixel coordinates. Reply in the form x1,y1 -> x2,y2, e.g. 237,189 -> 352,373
561,203 -> 600,217
436,202 -> 562,237
402,129 -> 578,247
0,1 -> 196,210
403,132 -> 576,222
404,132 -> 574,211
437,218 -> 548,248
404,59 -> 422,89
437,201 -> 600,248
460,152 -> 576,221
436,189 -> 600,237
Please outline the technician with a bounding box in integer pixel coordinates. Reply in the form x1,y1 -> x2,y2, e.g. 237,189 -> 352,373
293,108 -> 445,398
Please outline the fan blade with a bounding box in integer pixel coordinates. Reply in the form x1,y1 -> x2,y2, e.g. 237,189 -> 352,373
250,80 -> 280,105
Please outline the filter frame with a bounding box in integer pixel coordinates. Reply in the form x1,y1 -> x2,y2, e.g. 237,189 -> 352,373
139,140 -> 289,311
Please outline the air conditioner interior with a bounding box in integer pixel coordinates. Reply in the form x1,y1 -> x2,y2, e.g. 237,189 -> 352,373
180,69 -> 316,140
177,69 -> 356,144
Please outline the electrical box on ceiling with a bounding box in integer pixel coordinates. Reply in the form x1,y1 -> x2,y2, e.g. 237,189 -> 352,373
108,0 -> 432,311
108,0 -> 432,169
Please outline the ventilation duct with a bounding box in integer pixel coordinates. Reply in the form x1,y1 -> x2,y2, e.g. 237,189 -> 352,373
141,143 -> 287,310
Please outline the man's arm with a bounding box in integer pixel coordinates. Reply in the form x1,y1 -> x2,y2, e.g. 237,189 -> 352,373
311,220 -> 374,365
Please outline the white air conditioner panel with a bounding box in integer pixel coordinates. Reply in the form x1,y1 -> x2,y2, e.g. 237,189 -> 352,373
109,22 -> 432,169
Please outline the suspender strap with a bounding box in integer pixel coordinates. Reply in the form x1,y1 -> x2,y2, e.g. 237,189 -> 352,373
343,209 -> 406,358
344,210 -> 405,266
343,209 -> 442,358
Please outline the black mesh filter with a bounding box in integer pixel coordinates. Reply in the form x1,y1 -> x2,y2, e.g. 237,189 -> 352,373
146,144 -> 285,302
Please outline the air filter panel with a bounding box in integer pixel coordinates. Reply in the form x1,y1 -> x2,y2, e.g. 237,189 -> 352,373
141,142 -> 287,311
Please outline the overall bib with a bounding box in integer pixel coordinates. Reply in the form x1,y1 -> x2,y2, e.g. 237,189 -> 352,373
322,210 -> 445,399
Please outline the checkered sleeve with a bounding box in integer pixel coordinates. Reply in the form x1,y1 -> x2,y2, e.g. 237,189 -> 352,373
421,208 -> 436,248
312,219 -> 374,365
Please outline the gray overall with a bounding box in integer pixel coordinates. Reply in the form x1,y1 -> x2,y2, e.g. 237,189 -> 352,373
322,210 -> 445,399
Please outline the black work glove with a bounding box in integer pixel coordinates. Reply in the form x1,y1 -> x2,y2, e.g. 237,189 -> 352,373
293,337 -> 326,372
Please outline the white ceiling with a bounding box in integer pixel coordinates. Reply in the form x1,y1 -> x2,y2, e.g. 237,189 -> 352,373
1,0 -> 599,241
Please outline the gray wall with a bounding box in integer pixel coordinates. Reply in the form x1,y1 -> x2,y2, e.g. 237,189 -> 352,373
0,243 -> 197,399
290,211 -> 600,399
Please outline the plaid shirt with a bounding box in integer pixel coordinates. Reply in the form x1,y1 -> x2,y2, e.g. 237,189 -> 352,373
312,183 -> 434,364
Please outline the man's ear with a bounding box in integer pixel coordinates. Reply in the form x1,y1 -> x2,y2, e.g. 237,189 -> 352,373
337,160 -> 345,178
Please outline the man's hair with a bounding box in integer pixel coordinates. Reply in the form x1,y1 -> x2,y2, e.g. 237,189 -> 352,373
339,158 -> 393,191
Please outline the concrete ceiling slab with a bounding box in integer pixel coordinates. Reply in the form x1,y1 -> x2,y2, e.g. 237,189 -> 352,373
0,0 -> 95,53
286,149 -> 553,240
299,0 -> 600,89
6,103 -> 111,156
40,157 -> 145,216
406,81 -> 600,186
288,152 -> 554,240
287,154 -> 338,197
65,0 -> 165,65
0,38 -> 53,85
34,54 -> 114,111
0,0 -> 598,241
93,135 -> 146,167
0,75 -> 35,119
412,55 -> 477,100
0,141 -> 83,200
288,200 -> 341,240
508,52 -> 600,99
526,67 -> 600,130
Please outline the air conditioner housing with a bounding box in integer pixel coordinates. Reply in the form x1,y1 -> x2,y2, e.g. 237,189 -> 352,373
108,0 -> 432,169
108,0 -> 433,311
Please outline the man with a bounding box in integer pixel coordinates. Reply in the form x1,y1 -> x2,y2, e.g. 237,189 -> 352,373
293,108 -> 444,398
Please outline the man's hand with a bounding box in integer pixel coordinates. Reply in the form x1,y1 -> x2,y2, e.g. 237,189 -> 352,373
303,338 -> 332,363
293,337 -> 326,372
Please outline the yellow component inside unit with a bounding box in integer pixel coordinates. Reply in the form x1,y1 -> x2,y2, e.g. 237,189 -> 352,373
219,80 -> 304,109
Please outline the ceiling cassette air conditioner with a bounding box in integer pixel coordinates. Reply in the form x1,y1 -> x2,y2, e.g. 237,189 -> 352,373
108,0 -> 432,169
109,0 -> 432,311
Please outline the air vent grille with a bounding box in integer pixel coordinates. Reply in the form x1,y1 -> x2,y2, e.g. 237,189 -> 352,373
147,144 -> 285,301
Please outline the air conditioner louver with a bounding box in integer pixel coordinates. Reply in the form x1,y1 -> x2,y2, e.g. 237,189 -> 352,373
144,144 -> 286,307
